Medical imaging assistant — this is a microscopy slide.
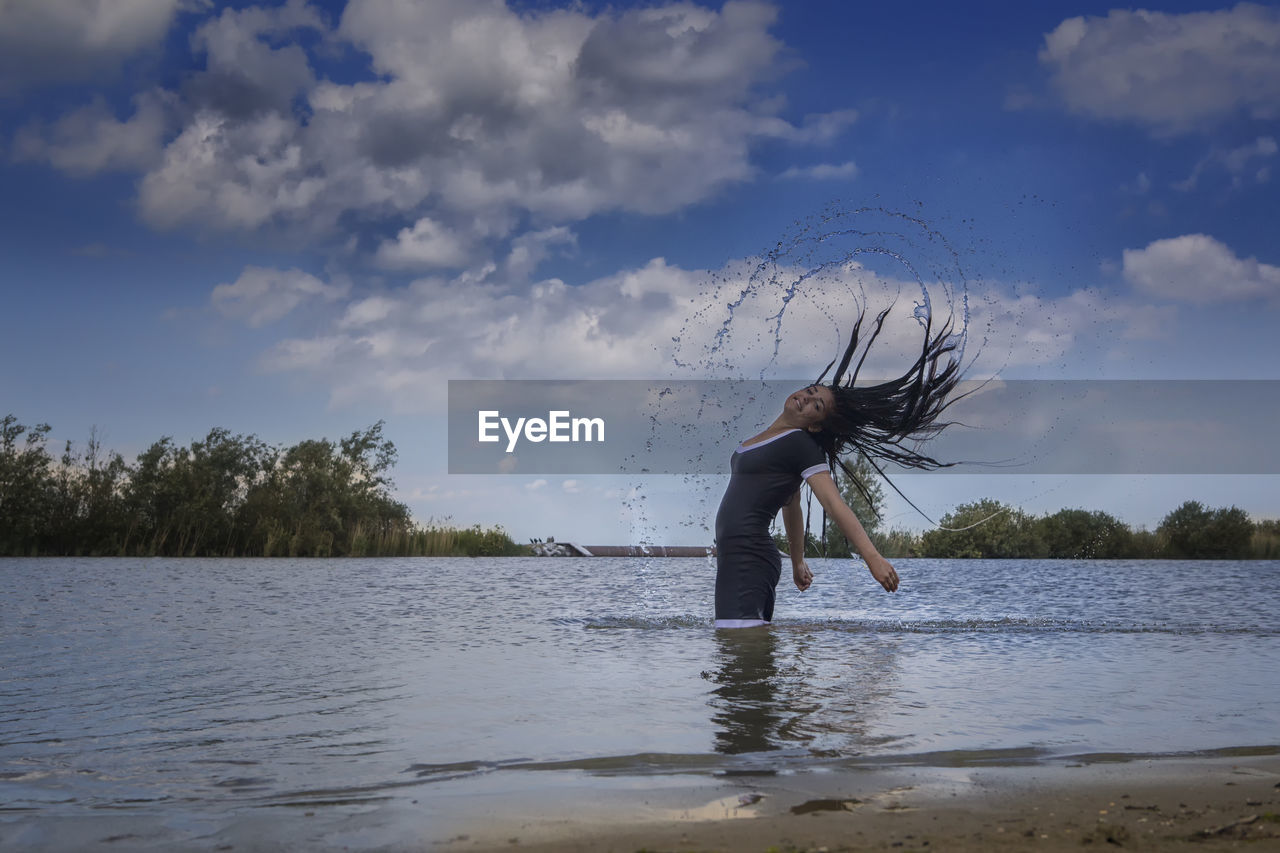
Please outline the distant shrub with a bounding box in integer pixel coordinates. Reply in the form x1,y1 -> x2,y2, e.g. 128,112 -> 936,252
1158,501 -> 1253,559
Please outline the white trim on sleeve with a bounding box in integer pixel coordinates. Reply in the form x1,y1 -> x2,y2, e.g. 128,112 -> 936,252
801,463 -> 830,481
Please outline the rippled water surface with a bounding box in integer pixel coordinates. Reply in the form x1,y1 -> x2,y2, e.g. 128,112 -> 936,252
2,556 -> 1278,826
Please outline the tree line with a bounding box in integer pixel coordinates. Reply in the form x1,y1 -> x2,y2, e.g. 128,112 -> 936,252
0,415 -> 520,557
905,498 -> 1272,560
7,417 -> 1273,561
779,454 -> 1278,560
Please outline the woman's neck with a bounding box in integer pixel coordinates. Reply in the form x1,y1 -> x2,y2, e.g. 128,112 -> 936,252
742,420 -> 803,447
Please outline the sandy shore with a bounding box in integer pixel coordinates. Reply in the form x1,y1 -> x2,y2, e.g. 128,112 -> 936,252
443,755 -> 1280,853
3,755 -> 1278,851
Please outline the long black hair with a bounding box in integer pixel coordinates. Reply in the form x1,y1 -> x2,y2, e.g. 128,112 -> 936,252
807,305 -> 964,521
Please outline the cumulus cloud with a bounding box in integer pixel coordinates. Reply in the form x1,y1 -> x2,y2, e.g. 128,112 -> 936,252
211,266 -> 349,327
503,227 -> 577,282
139,111 -> 326,230
0,0 -> 189,93
215,239 -> 1142,411
374,218 -> 472,270
1123,235 -> 1280,304
255,255 -> 709,411
1039,4 -> 1280,134
12,0 -> 869,352
11,92 -> 171,175
184,0 -> 323,118
21,0 -> 854,262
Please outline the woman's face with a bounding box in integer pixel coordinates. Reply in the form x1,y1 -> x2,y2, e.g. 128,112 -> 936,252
786,384 -> 834,430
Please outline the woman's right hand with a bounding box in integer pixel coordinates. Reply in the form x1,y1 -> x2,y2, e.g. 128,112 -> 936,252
792,559 -> 813,591
867,554 -> 899,592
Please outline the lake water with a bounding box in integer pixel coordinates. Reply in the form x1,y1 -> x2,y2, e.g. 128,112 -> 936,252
2,556 -> 1278,844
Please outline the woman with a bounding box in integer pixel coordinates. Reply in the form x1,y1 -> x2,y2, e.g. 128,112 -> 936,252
713,308 -> 961,628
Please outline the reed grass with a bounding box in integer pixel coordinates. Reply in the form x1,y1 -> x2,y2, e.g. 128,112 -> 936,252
1250,528 -> 1280,559
347,521 -> 524,557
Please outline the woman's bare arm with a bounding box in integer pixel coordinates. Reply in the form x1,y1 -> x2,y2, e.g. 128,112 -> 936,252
781,488 -> 812,590
805,470 -> 899,592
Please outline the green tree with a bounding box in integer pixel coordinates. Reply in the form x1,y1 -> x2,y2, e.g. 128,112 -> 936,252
1036,508 -> 1132,559
121,430 -> 267,556
173,428 -> 273,556
123,436 -> 181,555
1126,527 -> 1161,559
45,429 -> 129,555
919,498 -> 1042,558
243,421 -> 410,557
0,416 -> 54,555
870,527 -> 922,558
0,414 -> 509,557
1158,500 -> 1253,559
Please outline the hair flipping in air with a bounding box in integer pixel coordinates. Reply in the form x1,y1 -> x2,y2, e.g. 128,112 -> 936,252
807,306 -> 963,520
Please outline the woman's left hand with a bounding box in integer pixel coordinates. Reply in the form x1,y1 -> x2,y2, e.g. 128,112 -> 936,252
867,554 -> 899,592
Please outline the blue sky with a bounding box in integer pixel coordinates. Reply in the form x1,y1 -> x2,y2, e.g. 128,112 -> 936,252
2,0 -> 1278,543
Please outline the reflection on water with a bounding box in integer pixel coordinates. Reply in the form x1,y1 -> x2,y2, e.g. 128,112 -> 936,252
708,626 -> 907,760
709,629 -> 782,754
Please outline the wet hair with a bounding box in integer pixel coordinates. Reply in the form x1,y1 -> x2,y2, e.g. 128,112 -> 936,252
808,306 -> 963,519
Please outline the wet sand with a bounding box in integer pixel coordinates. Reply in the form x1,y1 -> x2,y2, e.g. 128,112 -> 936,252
447,755 -> 1280,853
3,755 -> 1278,851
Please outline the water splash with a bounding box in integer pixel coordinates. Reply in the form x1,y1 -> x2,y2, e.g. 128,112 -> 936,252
677,204 -> 980,383
628,203 -> 991,545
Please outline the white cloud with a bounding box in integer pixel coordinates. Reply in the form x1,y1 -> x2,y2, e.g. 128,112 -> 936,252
28,0 -> 853,266
790,109 -> 859,143
1123,235 -> 1280,304
185,0 -> 323,117
1224,136 -> 1278,174
254,255 -> 711,411
11,92 -> 171,175
965,285 -> 1177,373
778,161 -> 858,181
228,238 -> 1157,411
0,0 -> 190,92
1174,136 -> 1278,191
503,227 -> 576,282
340,295 -> 398,328
1039,4 -> 1280,134
139,111 -> 326,230
210,266 -> 349,327
374,218 -> 472,270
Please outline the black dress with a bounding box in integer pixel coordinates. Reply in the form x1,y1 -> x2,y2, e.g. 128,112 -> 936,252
714,429 -> 829,623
